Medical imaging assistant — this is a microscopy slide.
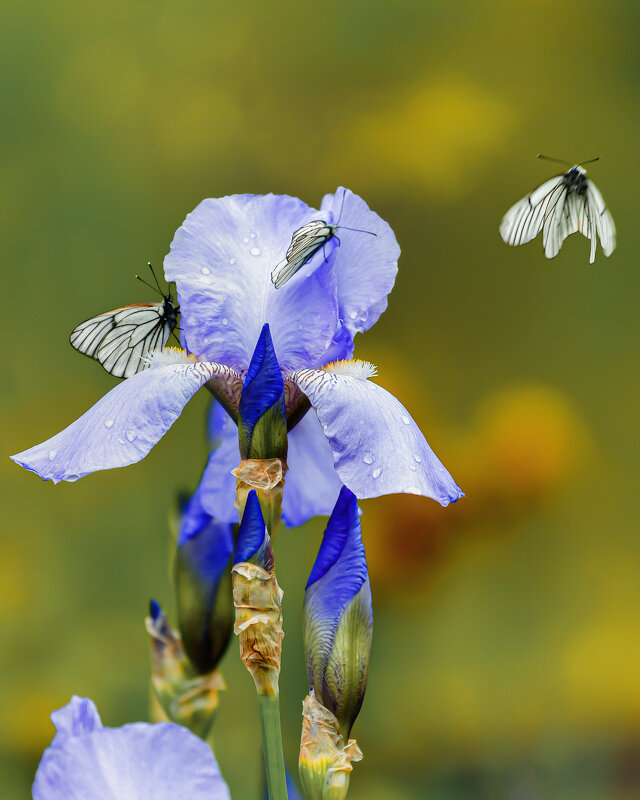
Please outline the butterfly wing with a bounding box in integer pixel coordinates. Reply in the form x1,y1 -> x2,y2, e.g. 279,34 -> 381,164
70,303 -> 174,379
541,180 -> 573,259
271,221 -> 333,288
500,176 -> 566,248
582,180 -> 616,262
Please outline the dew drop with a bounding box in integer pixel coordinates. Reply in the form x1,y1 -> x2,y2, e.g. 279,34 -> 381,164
242,237 -> 249,244
222,317 -> 229,326
48,450 -> 57,460
250,247 -> 261,257
125,429 -> 138,443
414,455 -> 422,463
409,464 -> 417,471
229,257 -> 236,265
104,419 -> 114,429
401,415 -> 410,425
348,311 -> 358,320
405,486 -> 420,495
372,466 -> 383,479
362,451 -> 374,465
250,231 -> 257,239
201,266 -> 211,275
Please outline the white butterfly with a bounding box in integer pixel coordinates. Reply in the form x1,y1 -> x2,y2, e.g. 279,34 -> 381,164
70,266 -> 179,379
270,190 -> 376,289
500,157 -> 616,263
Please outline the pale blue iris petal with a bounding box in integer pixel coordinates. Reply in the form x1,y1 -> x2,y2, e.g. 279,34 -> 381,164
33,697 -> 230,800
320,187 -> 400,342
11,363 -> 223,483
282,410 -> 343,528
198,411 -> 240,524
49,697 -> 102,741
293,370 -> 464,506
163,194 -> 339,373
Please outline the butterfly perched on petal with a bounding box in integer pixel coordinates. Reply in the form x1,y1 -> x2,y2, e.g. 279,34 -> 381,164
70,267 -> 179,379
500,157 -> 616,263
271,190 -> 376,289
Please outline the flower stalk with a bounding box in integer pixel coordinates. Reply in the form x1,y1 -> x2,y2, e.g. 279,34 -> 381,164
232,490 -> 287,800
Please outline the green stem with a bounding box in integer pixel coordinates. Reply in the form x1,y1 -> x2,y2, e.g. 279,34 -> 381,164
258,693 -> 288,800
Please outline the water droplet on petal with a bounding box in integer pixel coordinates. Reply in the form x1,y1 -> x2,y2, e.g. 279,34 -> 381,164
405,486 -> 420,495
48,450 -> 57,460
201,266 -> 210,275
222,317 -> 228,326
409,464 -> 417,471
414,455 -> 422,463
401,415 -> 410,425
250,231 -> 257,239
348,311 -> 358,320
362,451 -> 374,465
104,419 -> 114,429
229,257 -> 236,265
250,247 -> 261,257
125,429 -> 138,443
372,466 -> 383,479
242,237 -> 249,244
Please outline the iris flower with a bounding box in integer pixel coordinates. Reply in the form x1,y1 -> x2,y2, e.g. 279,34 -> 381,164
33,695 -> 230,799
12,188 -> 462,525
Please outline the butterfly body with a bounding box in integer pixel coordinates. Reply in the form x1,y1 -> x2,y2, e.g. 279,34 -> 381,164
270,219 -> 338,289
500,165 -> 616,263
70,294 -> 179,379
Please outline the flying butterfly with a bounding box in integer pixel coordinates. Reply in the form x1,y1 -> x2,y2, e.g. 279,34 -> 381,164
270,189 -> 377,289
69,264 -> 179,379
500,155 -> 616,263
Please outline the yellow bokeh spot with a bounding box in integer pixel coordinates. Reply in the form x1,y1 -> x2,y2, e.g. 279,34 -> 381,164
332,76 -> 516,197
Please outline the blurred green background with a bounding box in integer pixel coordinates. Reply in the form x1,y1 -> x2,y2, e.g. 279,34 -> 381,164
3,0 -> 640,797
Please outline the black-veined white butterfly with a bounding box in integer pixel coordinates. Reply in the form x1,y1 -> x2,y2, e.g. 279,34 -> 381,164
69,264 -> 179,379
270,189 -> 376,289
500,155 -> 616,263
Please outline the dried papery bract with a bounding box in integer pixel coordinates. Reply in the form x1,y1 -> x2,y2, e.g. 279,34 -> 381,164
232,457 -> 288,535
145,601 -> 226,740
232,561 -> 284,696
299,692 -> 363,800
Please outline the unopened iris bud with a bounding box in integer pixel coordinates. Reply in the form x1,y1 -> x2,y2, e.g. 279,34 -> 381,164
146,599 -> 226,739
232,490 -> 283,696
238,323 -> 287,461
299,487 -> 371,800
174,489 -> 235,674
304,486 -> 372,738
235,324 -> 288,532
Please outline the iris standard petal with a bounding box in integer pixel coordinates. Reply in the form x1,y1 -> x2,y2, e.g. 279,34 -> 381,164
198,410 -> 240,524
163,194 -> 339,373
11,362 -> 233,483
282,410 -> 343,528
34,699 -> 230,800
292,369 -> 464,506
320,187 -> 400,342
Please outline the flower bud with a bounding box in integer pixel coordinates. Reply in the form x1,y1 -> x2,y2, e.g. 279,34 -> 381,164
232,490 -> 283,696
174,488 -> 235,674
303,486 -> 372,739
238,323 -> 287,461
298,692 -> 362,800
145,600 -> 225,739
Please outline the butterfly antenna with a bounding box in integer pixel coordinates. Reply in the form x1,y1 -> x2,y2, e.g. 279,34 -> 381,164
335,187 -> 347,226
147,262 -> 165,295
578,156 -> 600,167
537,154 -> 572,166
336,225 -> 377,236
135,274 -> 164,298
